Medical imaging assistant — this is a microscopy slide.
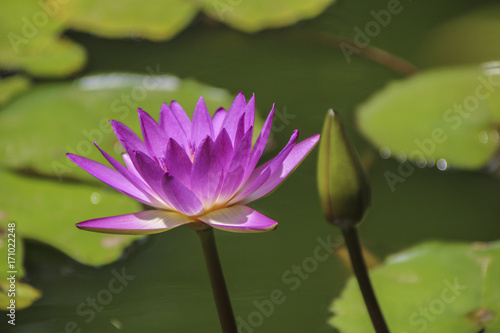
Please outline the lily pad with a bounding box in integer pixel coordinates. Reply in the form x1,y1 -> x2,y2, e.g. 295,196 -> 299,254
0,74 -> 250,182
357,64 -> 500,170
330,241 -> 500,333
62,0 -> 336,40
202,0 -> 336,33
0,170 -> 142,266
64,0 -> 198,40
419,4 -> 500,67
0,75 -> 30,107
0,0 -> 86,77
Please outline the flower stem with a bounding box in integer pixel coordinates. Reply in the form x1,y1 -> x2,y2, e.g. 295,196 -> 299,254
341,226 -> 390,333
197,227 -> 237,333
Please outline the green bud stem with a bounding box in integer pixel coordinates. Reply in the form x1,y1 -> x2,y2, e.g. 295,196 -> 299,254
342,226 -> 390,333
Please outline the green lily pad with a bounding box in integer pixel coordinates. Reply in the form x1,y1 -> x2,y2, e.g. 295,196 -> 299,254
64,0 -> 198,40
202,0 -> 336,33
0,170 -> 142,266
357,64 -> 500,170
62,0 -> 335,40
419,4 -> 500,67
330,241 -> 500,333
0,74 -> 251,182
0,75 -> 30,107
0,0 -> 86,77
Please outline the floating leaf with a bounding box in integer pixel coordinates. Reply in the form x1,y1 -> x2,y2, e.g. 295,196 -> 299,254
0,170 -> 142,266
64,0 -> 198,40
0,0 -> 85,77
330,241 -> 500,333
62,0 -> 336,39
357,64 -> 500,170
0,74 -> 252,182
0,75 -> 30,107
202,0 -> 336,33
419,4 -> 500,67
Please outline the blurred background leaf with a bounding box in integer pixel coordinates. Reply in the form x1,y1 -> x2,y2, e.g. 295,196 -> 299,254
63,0 -> 198,41
202,0 -> 336,32
0,0 -> 86,77
0,75 -> 30,107
418,4 -> 500,67
356,64 -> 500,170
0,171 -> 143,266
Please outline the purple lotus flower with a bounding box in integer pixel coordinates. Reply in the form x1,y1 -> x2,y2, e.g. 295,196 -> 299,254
68,93 -> 319,234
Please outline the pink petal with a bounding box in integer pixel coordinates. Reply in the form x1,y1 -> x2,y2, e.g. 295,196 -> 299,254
162,174 -> 204,216
76,210 -> 195,235
191,137 -> 223,207
159,102 -> 190,150
170,101 -> 192,135
243,94 -> 255,133
66,153 -> 154,206
212,107 -> 227,135
197,205 -> 277,233
132,151 -> 173,207
191,97 -> 214,147
233,114 -> 246,146
239,134 -> 320,204
95,144 -> 163,207
243,106 -> 275,183
219,127 -> 253,201
165,138 -> 193,189
229,130 -> 299,204
110,120 -> 148,157
214,129 -> 234,173
138,108 -> 168,161
122,153 -> 142,179
221,92 -> 246,139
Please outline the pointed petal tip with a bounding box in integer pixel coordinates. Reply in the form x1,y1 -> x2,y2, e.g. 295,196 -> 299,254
75,211 -> 195,235
310,133 -> 321,144
75,222 -> 166,235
